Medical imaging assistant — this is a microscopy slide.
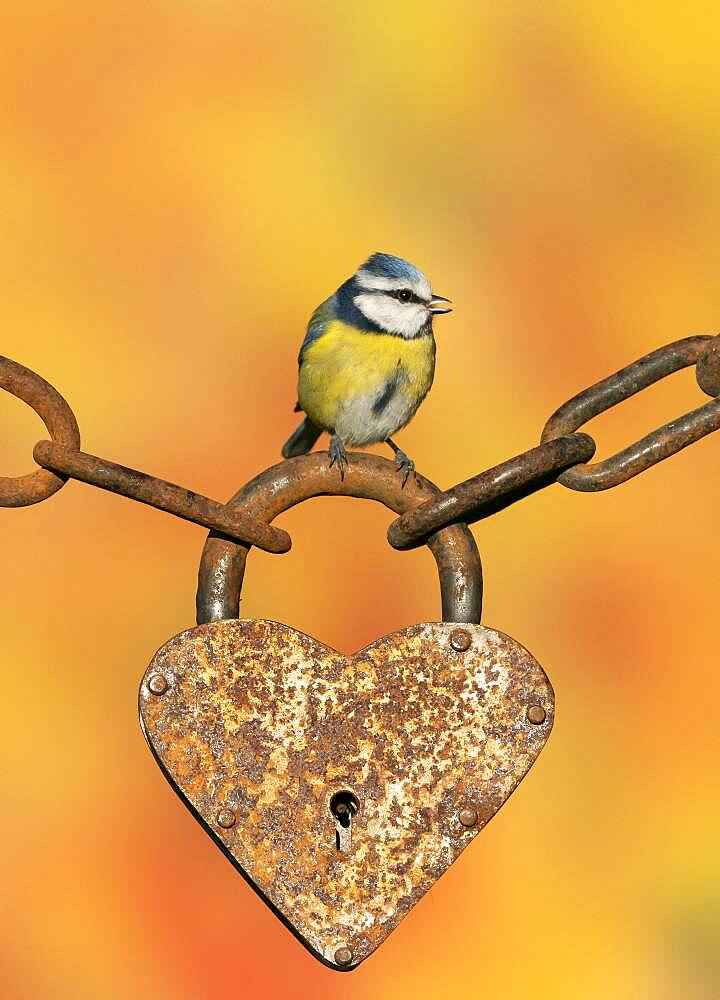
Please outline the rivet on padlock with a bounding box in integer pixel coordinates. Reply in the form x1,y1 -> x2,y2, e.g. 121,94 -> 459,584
139,453 -> 554,971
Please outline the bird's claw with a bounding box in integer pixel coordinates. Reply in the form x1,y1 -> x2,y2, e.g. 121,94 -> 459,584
394,449 -> 415,488
328,435 -> 348,480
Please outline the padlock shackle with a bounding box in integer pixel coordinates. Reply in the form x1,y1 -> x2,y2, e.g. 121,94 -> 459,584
196,453 -> 483,625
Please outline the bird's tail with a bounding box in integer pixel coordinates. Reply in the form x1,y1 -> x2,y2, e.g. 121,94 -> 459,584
281,417 -> 323,458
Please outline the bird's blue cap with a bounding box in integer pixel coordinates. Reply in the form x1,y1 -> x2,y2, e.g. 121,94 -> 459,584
359,252 -> 427,284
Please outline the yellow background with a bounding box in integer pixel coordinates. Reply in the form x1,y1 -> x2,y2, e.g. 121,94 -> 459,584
1,3 -> 718,998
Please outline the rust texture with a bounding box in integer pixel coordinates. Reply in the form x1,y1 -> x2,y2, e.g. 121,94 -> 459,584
541,335 -> 720,491
387,434 -> 596,550
196,453 -> 484,626
33,440 -> 290,554
0,354 -> 285,549
696,336 -> 720,397
0,355 -> 80,506
140,618 -> 554,970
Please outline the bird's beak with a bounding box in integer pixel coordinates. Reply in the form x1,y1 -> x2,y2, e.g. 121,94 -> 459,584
429,294 -> 452,314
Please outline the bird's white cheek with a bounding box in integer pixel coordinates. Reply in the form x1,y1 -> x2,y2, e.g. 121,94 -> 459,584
354,294 -> 427,338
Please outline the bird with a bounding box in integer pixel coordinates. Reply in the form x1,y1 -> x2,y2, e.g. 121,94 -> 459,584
281,252 -> 452,484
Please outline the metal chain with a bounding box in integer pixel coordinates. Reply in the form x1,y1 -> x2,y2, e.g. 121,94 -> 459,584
387,334 -> 720,549
2,334 -> 719,555
0,356 -> 289,553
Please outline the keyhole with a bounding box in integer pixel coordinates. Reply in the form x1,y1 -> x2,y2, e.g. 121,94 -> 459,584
330,790 -> 359,853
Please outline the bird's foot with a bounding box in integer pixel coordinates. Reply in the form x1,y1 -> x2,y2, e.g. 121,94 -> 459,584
328,434 -> 348,480
394,450 -> 415,488
386,438 -> 415,488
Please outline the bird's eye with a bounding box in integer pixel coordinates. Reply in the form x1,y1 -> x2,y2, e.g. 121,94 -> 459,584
397,289 -> 412,303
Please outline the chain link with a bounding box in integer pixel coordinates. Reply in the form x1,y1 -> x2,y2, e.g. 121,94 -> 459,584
540,335 -> 720,491
387,334 -> 720,548
387,433 -> 595,550
0,356 -> 290,553
0,356 -> 80,506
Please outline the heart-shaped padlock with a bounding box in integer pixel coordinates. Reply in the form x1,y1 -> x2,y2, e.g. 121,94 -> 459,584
140,454 -> 554,971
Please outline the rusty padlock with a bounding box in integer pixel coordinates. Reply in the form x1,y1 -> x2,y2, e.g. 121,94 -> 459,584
140,454 -> 554,971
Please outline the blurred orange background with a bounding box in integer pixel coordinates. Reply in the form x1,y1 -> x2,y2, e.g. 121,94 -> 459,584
1,3 -> 719,998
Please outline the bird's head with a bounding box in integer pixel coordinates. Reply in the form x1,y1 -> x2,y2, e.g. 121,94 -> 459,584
351,252 -> 451,338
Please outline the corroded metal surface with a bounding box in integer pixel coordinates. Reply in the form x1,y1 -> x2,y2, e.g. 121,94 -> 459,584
140,618 -> 554,970
0,354 -> 286,549
387,434 -> 596,550
33,440 -> 289,554
0,355 -> 80,506
196,453 -> 483,626
542,334 -> 720,491
696,336 -> 720,397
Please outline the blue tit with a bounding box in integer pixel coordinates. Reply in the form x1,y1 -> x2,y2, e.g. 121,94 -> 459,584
281,252 -> 452,483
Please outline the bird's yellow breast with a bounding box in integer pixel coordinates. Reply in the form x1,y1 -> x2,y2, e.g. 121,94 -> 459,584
298,321 -> 436,436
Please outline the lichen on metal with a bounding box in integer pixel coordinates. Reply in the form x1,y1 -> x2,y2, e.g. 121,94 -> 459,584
140,618 -> 553,970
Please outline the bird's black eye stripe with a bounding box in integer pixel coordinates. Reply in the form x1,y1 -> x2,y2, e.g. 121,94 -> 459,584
386,288 -> 426,305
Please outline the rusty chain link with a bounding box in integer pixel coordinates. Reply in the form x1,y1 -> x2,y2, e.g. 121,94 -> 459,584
540,335 -> 720,491
0,356 -> 290,553
0,355 -> 81,506
387,333 -> 720,549
386,433 -> 597,550
2,334 -> 719,559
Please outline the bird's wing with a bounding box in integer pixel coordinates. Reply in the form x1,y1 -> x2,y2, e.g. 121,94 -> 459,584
298,294 -> 336,366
